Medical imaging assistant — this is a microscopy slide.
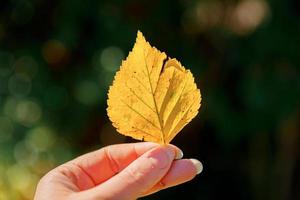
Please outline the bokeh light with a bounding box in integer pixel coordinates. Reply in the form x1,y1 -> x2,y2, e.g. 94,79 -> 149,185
100,46 -> 124,72
8,73 -> 31,97
25,126 -> 55,152
74,80 -> 102,105
14,141 -> 38,166
42,40 -> 69,65
6,164 -> 38,199
3,98 -> 42,127
15,100 -> 42,127
181,0 -> 270,36
228,0 -> 270,35
14,56 -> 38,78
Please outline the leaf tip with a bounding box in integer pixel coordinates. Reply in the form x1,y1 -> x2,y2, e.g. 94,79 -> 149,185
136,30 -> 146,42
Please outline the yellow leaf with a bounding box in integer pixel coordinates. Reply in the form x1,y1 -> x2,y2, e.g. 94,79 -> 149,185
107,31 -> 201,144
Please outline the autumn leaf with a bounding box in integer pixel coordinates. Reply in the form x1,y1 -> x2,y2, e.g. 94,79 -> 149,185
107,31 -> 201,144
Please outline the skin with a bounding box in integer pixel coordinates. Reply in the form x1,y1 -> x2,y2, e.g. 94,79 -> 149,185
34,142 -> 201,200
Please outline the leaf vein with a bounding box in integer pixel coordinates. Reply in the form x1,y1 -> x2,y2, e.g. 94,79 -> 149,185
133,76 -> 152,95
143,50 -> 164,143
125,84 -> 156,113
121,100 -> 160,131
149,50 -> 158,76
131,126 -> 158,139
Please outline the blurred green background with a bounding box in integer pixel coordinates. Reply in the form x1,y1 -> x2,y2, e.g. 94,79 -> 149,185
0,0 -> 299,199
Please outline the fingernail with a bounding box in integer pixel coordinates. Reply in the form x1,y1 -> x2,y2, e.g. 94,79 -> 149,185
175,149 -> 184,160
165,146 -> 176,160
190,159 -> 203,174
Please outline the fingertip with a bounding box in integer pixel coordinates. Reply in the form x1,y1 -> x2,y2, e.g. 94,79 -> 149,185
176,149 -> 184,160
141,158 -> 200,196
145,145 -> 176,169
163,145 -> 177,160
189,159 -> 203,174
165,144 -> 183,160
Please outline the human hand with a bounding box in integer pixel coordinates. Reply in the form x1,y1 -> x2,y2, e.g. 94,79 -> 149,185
34,142 -> 202,200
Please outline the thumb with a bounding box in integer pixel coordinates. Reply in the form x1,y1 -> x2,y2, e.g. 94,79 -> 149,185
77,145 -> 176,200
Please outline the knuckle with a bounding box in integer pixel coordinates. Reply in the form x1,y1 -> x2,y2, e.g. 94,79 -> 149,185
145,148 -> 172,170
124,166 -> 147,187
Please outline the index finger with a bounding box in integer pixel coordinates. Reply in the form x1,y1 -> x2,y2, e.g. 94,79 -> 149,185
69,142 -> 180,186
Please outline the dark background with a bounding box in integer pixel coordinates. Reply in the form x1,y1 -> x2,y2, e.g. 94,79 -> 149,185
0,0 -> 299,199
